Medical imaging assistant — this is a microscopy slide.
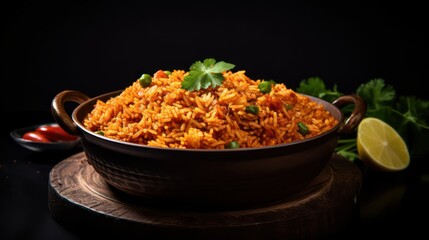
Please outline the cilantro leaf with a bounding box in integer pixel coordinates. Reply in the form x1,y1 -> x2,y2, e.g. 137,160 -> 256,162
356,78 -> 400,128
181,58 -> 235,91
296,77 -> 326,97
391,96 -> 429,157
395,95 -> 429,128
356,79 -> 395,111
296,77 -> 343,103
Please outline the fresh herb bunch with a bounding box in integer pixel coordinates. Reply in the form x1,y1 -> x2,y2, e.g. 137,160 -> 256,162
296,77 -> 429,161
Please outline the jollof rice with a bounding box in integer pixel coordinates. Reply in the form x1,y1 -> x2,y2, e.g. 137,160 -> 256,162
83,70 -> 338,149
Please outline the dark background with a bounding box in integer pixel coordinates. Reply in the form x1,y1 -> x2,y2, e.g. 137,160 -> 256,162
2,1 -> 428,128
1,1 -> 429,239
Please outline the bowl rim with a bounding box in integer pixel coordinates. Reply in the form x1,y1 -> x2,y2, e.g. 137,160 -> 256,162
71,90 -> 343,153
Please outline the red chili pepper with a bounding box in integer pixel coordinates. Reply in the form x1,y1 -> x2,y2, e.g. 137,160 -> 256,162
22,131 -> 51,143
153,70 -> 168,79
35,125 -> 78,142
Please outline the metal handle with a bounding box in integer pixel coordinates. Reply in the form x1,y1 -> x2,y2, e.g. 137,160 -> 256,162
51,90 -> 90,135
332,94 -> 367,134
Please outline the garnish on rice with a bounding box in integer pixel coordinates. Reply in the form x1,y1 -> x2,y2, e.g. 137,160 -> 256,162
83,59 -> 338,149
181,58 -> 235,91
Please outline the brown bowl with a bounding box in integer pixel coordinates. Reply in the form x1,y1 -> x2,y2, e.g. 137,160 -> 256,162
52,90 -> 366,209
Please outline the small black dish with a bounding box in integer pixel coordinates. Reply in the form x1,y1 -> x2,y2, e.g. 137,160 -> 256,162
10,123 -> 81,152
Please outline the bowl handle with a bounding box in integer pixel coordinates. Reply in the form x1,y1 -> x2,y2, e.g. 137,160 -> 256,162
332,94 -> 366,134
51,90 -> 90,135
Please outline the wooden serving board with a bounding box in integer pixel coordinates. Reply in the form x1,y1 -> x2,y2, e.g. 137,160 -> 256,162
48,152 -> 361,240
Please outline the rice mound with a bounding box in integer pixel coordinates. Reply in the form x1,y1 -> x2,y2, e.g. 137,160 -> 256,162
83,70 -> 338,149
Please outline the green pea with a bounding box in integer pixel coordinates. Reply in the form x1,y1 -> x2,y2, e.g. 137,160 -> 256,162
163,70 -> 171,75
285,103 -> 293,110
139,74 -> 152,88
226,141 -> 240,149
258,81 -> 272,94
95,130 -> 104,136
245,105 -> 259,115
297,122 -> 309,136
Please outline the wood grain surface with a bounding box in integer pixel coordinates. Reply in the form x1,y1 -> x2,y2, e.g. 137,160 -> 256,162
48,152 -> 362,240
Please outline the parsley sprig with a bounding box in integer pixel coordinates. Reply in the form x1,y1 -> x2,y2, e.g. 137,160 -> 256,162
297,77 -> 429,161
181,58 -> 235,91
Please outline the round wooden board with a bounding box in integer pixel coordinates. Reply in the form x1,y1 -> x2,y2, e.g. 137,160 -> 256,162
48,152 -> 361,239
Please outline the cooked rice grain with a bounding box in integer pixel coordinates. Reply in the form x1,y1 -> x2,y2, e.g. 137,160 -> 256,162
83,70 -> 338,149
